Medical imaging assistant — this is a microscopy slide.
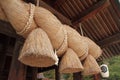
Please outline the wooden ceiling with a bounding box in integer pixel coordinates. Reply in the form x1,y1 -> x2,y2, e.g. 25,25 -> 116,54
36,0 -> 120,61
0,0 -> 120,61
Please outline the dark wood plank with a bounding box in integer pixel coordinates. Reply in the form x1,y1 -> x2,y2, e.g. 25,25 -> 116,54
97,33 -> 120,48
0,37 -> 11,79
72,0 -> 110,25
110,0 -> 120,18
54,0 -> 67,6
108,5 -> 120,29
8,38 -> 26,80
32,67 -> 38,80
73,72 -> 83,80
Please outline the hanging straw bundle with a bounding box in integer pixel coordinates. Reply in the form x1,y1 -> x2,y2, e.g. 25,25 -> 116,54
83,37 -> 102,59
19,28 -> 58,67
82,55 -> 101,76
59,48 -> 84,73
64,25 -> 88,57
34,7 -> 68,56
0,0 -> 37,38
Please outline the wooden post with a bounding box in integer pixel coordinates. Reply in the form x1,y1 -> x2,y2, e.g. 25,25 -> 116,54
94,74 -> 101,80
8,37 -> 26,80
0,37 -> 10,78
73,72 -> 83,80
32,67 -> 38,80
55,66 -> 60,80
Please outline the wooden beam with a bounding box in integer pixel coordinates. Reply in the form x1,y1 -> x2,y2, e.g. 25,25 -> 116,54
38,0 -> 72,25
54,0 -> 67,6
32,67 -> 38,80
110,0 -> 120,18
72,0 -> 110,25
0,21 -> 18,37
8,38 -> 26,80
97,33 -> 120,48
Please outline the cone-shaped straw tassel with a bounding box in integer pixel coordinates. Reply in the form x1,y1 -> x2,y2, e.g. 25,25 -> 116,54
18,28 -> 58,67
64,25 -> 88,57
59,48 -> 84,73
34,7 -> 68,56
82,55 -> 101,76
83,37 -> 102,59
0,0 -> 37,38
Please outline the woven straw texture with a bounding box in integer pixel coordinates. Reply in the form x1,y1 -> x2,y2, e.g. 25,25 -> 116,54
82,55 -> 101,76
0,0 -> 37,38
34,7 -> 68,56
83,37 -> 102,59
56,26 -> 68,56
0,6 -> 7,21
59,48 -> 84,73
79,50 -> 88,61
64,25 -> 88,57
18,28 -> 58,67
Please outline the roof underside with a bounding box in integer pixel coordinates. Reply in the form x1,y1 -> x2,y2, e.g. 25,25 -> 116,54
42,0 -> 120,61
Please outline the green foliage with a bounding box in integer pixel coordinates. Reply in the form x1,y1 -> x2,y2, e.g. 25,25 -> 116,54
43,70 -> 55,79
83,75 -> 93,80
62,74 -> 73,80
107,56 -> 120,79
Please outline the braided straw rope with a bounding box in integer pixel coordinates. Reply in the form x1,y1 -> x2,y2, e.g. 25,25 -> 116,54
56,26 -> 68,56
17,3 -> 35,35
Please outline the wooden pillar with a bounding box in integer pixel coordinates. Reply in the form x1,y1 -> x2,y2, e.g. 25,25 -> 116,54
8,37 -> 26,80
55,66 -> 60,80
32,67 -> 38,80
0,37 -> 10,78
73,72 -> 83,80
94,74 -> 101,80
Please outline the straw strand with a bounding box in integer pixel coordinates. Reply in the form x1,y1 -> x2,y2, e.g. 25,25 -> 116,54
56,27 -> 67,56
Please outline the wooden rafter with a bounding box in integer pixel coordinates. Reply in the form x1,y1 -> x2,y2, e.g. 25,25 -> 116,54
97,33 -> 120,48
72,0 -> 110,25
110,0 -> 120,18
54,0 -> 67,6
